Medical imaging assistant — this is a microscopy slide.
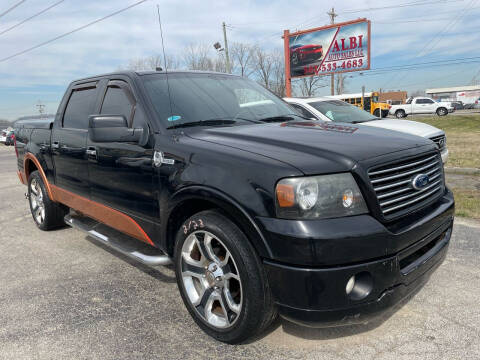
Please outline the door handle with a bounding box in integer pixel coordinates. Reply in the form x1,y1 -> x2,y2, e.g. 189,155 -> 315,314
52,141 -> 59,149
86,147 -> 97,157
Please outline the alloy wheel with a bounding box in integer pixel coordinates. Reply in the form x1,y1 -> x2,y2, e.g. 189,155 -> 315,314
30,178 -> 45,224
180,230 -> 242,329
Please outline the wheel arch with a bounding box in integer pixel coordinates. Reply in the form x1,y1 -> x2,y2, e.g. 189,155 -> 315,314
437,107 -> 447,115
165,186 -> 273,259
23,153 -> 55,201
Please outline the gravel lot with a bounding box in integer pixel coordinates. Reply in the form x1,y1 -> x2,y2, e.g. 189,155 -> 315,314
1,145 -> 479,360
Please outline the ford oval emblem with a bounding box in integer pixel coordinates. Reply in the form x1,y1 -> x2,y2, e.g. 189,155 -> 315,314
412,174 -> 429,190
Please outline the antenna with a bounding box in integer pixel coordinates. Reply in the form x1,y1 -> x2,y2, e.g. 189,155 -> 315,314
156,4 -> 174,124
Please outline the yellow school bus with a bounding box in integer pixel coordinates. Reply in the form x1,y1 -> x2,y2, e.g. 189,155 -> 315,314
329,91 -> 391,117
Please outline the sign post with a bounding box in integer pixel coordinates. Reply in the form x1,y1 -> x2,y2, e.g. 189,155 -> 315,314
283,29 -> 292,97
284,18 -> 370,97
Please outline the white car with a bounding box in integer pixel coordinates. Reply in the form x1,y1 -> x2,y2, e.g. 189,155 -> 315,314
0,130 -> 7,144
389,97 -> 454,118
284,97 -> 449,163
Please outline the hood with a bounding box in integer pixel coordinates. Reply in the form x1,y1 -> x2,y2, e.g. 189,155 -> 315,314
185,121 -> 434,175
361,119 -> 444,138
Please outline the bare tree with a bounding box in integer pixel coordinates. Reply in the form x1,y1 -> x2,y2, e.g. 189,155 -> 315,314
295,76 -> 328,97
335,73 -> 348,95
124,54 -> 180,71
230,42 -> 255,77
270,49 -> 286,98
183,43 -> 215,71
253,48 -> 274,89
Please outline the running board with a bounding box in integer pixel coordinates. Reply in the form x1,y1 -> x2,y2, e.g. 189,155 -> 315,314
64,214 -> 172,266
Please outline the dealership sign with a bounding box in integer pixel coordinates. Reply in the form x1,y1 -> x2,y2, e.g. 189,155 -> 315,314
283,19 -> 371,91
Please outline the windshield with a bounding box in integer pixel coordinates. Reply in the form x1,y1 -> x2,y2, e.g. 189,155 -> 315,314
142,73 -> 297,128
308,100 -> 378,123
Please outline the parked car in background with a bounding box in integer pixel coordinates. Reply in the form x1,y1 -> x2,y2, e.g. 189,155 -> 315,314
451,101 -> 464,110
284,97 -> 449,163
4,131 -> 15,146
290,44 -> 323,65
389,97 -> 454,118
0,130 -> 7,144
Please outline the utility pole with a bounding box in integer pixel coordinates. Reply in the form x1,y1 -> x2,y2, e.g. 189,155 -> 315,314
327,7 -> 338,96
222,22 -> 231,74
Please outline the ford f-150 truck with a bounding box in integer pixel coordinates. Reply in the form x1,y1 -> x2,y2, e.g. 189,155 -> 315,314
389,97 -> 454,118
15,71 -> 454,344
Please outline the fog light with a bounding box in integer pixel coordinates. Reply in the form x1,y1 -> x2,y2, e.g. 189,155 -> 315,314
346,275 -> 355,294
346,272 -> 373,301
342,189 -> 354,208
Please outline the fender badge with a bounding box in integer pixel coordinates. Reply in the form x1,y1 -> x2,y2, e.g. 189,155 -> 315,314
153,151 -> 175,167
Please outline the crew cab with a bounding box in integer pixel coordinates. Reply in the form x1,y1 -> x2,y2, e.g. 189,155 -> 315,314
284,97 -> 449,163
389,97 -> 454,118
15,71 -> 454,344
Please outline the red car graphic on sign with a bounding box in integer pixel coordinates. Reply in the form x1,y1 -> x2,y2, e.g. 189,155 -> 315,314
290,44 -> 323,65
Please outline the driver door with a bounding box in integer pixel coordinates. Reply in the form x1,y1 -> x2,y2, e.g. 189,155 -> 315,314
87,78 -> 157,232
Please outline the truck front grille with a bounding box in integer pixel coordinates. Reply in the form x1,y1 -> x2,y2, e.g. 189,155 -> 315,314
430,134 -> 446,150
368,152 -> 444,220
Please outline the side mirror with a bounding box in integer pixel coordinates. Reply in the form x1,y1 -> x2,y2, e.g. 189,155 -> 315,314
88,115 -> 149,145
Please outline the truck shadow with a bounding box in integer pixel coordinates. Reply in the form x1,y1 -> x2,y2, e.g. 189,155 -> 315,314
84,235 -> 176,284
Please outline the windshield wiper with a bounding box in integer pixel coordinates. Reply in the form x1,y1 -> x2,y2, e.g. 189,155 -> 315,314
257,115 -> 295,123
167,119 -> 236,129
351,119 -> 377,124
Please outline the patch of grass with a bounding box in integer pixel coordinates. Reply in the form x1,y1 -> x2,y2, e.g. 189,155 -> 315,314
451,187 -> 480,219
412,115 -> 480,168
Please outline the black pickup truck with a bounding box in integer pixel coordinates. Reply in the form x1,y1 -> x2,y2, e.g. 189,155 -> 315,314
15,70 -> 454,344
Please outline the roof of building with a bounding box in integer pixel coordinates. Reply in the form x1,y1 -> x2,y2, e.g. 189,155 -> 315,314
426,85 -> 480,93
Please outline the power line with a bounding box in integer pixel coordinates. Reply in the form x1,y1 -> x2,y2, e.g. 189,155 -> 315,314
0,0 -> 26,19
418,0 -> 477,56
0,0 -> 149,63
391,0 -> 478,88
343,0 -> 463,13
0,0 -> 65,37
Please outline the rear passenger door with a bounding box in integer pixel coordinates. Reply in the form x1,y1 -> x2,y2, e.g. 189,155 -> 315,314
51,82 -> 98,197
86,78 -> 156,225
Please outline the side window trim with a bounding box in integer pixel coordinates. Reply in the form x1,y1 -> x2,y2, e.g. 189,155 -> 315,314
100,79 -> 137,127
62,83 -> 98,129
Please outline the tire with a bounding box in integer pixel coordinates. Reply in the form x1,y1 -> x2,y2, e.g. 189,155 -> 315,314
373,109 -> 380,117
28,170 -> 68,230
437,107 -> 447,116
174,209 -> 276,344
395,109 -> 406,118
382,110 -> 390,118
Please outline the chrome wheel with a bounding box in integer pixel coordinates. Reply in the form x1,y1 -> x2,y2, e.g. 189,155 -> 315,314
30,178 -> 45,224
180,230 -> 242,329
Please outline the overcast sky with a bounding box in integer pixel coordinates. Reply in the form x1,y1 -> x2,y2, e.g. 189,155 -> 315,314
0,0 -> 479,120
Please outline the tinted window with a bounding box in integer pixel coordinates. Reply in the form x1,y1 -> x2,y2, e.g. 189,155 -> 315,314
416,99 -> 432,104
290,104 -> 316,119
101,86 -> 134,124
63,87 -> 97,129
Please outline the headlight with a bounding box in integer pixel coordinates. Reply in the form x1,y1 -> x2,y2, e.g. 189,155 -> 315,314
275,173 -> 368,219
